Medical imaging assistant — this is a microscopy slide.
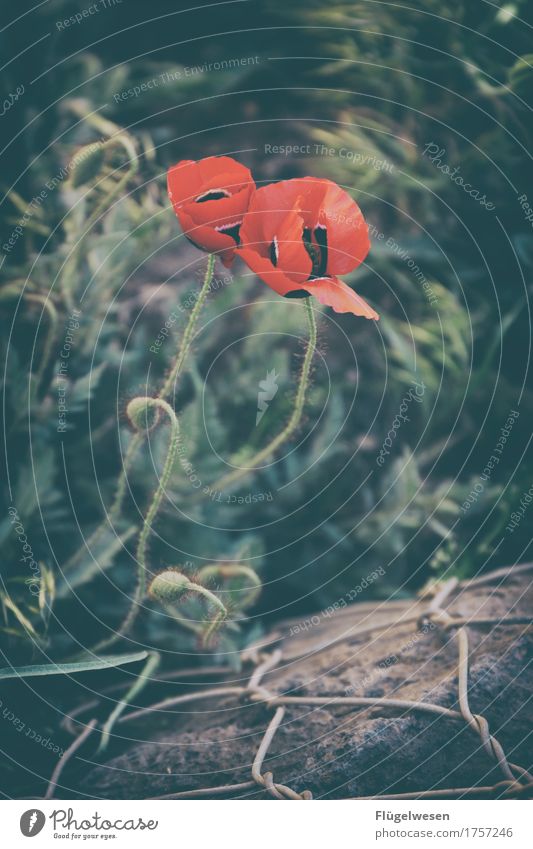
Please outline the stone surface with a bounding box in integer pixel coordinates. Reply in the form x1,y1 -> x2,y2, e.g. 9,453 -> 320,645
78,565 -> 533,799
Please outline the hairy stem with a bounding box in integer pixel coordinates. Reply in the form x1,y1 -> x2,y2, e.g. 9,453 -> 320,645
202,608 -> 227,648
64,254 -> 215,574
197,564 -> 262,610
206,299 -> 317,494
159,252 -> 215,401
134,403 -> 179,595
93,398 -> 180,649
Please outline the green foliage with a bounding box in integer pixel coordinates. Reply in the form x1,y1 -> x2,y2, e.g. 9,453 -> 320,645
1,0 -> 532,672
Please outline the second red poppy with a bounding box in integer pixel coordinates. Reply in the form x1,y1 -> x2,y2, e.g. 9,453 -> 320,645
237,177 -> 377,318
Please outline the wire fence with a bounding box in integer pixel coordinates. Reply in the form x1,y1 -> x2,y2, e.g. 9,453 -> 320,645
54,562 -> 533,800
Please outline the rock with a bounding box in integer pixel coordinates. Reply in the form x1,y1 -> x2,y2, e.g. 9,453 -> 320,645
78,564 -> 533,799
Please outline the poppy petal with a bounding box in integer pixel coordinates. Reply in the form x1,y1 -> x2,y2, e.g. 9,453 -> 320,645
296,177 -> 370,275
301,276 -> 379,319
168,156 -> 255,259
240,178 -> 369,276
238,247 -> 303,296
180,187 -> 251,231
178,210 -> 237,264
196,156 -> 254,195
168,157 -> 254,207
239,193 -> 312,284
239,184 -> 301,245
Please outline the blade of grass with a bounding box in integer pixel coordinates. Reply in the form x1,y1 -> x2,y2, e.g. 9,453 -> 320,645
0,651 -> 148,680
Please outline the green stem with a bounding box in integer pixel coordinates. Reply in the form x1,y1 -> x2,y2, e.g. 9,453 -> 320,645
206,299 -> 317,495
93,398 -> 180,649
64,254 -> 215,575
197,564 -> 262,610
191,583 -> 227,615
159,252 -> 215,401
134,402 -> 179,596
202,608 -> 227,648
98,651 -> 160,754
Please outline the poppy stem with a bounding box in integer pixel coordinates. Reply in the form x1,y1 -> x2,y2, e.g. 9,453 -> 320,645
197,564 -> 262,610
159,252 -> 215,400
63,253 -> 216,578
206,299 -> 317,494
93,398 -> 181,650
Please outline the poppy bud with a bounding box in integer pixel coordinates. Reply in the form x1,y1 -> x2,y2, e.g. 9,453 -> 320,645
149,570 -> 191,603
126,396 -> 160,431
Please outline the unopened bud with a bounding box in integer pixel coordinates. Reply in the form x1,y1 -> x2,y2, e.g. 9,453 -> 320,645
149,570 -> 190,602
126,396 -> 160,431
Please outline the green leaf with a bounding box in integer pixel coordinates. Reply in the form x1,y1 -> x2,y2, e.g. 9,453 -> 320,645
0,651 -> 148,681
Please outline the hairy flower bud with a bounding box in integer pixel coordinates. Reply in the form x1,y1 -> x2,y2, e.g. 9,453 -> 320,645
126,396 -> 160,431
149,570 -> 191,603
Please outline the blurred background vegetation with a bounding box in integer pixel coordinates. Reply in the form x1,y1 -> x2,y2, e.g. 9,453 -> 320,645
1,0 -> 532,792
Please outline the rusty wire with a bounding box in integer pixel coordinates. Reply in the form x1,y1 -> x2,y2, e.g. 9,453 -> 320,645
57,566 -> 533,800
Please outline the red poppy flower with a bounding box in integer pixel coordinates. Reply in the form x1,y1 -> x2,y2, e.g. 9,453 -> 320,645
167,156 -> 255,267
237,177 -> 377,318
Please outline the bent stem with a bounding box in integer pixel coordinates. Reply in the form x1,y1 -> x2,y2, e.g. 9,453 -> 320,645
197,564 -> 262,610
181,585 -> 227,648
202,608 -> 227,648
93,398 -> 180,650
64,254 -> 215,575
206,299 -> 317,494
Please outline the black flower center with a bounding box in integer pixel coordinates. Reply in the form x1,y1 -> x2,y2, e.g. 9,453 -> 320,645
269,236 -> 279,266
303,225 -> 328,279
284,290 -> 311,299
216,221 -> 242,244
196,189 -> 231,203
